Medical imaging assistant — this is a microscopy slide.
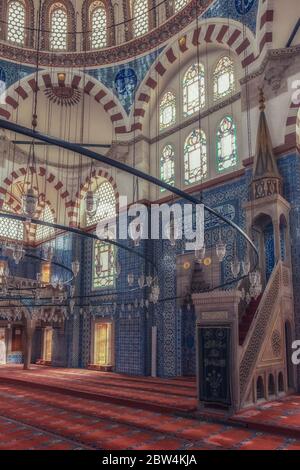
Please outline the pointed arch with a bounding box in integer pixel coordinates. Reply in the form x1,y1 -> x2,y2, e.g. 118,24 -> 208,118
0,70 -> 129,133
74,168 -> 119,228
132,19 -> 256,133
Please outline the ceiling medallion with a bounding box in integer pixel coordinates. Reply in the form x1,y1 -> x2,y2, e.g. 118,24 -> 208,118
44,86 -> 81,106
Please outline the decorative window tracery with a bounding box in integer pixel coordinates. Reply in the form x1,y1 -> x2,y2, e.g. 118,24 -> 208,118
159,91 -> 176,130
213,56 -> 235,101
160,144 -> 175,190
184,129 -> 207,185
36,204 -> 55,241
132,0 -> 149,37
7,1 -> 25,45
216,116 -> 238,172
183,63 -> 205,117
93,241 -> 116,288
86,181 -> 116,226
174,0 -> 188,13
0,203 -> 24,241
90,1 -> 107,49
50,3 -> 68,50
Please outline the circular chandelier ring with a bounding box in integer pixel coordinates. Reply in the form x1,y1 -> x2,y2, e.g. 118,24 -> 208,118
0,119 -> 259,291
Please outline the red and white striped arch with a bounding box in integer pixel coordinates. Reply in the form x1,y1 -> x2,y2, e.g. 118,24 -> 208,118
69,168 -> 119,228
257,0 -> 274,55
0,70 -> 129,133
0,165 -> 71,213
131,19 -> 258,133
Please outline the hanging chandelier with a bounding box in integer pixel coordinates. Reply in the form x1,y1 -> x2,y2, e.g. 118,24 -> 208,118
22,187 -> 38,220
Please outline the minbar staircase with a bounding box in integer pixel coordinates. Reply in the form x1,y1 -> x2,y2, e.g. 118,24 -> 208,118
238,261 -> 293,407
239,294 -> 262,345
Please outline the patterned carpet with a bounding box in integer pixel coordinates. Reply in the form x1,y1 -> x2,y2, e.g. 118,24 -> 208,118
0,416 -> 89,450
0,365 -> 197,413
232,395 -> 300,438
0,366 -> 299,450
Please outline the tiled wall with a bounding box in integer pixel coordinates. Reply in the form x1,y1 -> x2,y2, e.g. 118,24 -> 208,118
63,152 -> 300,382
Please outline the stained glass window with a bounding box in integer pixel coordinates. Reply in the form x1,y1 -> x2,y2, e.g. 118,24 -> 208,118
216,116 -> 238,172
7,1 -> 25,45
184,129 -> 207,185
50,4 -> 68,50
87,181 -> 116,226
132,0 -> 148,38
160,144 -> 175,191
36,204 -> 55,241
90,1 -> 107,49
159,92 -> 176,130
0,204 -> 24,240
183,63 -> 205,117
93,240 -> 116,288
213,56 -> 235,101
174,0 -> 188,12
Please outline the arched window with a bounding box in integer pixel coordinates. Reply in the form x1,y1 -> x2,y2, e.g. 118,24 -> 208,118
184,129 -> 207,185
216,116 -> 238,172
183,63 -> 205,117
90,1 -> 107,49
160,144 -> 175,190
132,0 -> 149,37
41,262 -> 51,284
213,56 -> 235,101
0,203 -> 24,241
7,1 -> 25,45
93,240 -> 116,288
159,91 -> 176,130
36,204 -> 55,241
174,0 -> 188,13
87,181 -> 116,226
50,3 -> 68,50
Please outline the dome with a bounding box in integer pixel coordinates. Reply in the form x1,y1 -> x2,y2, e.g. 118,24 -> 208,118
0,0 -> 209,66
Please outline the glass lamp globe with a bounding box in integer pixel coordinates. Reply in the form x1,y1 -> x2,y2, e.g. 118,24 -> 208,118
230,258 -> 240,278
72,260 -> 80,277
23,187 -> 37,219
127,273 -> 134,286
241,257 -> 251,276
85,190 -> 97,217
13,244 -> 24,265
216,240 -> 226,262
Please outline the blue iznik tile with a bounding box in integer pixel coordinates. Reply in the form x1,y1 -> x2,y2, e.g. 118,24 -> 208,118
0,58 -> 36,90
86,48 -> 164,115
202,0 -> 259,34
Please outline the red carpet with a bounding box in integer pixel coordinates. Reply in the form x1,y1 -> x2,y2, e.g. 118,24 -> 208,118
0,365 -> 197,413
232,395 -> 300,438
0,366 -> 299,450
0,415 -> 89,450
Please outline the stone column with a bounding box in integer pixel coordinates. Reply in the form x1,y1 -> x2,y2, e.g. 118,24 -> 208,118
23,319 -> 36,370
